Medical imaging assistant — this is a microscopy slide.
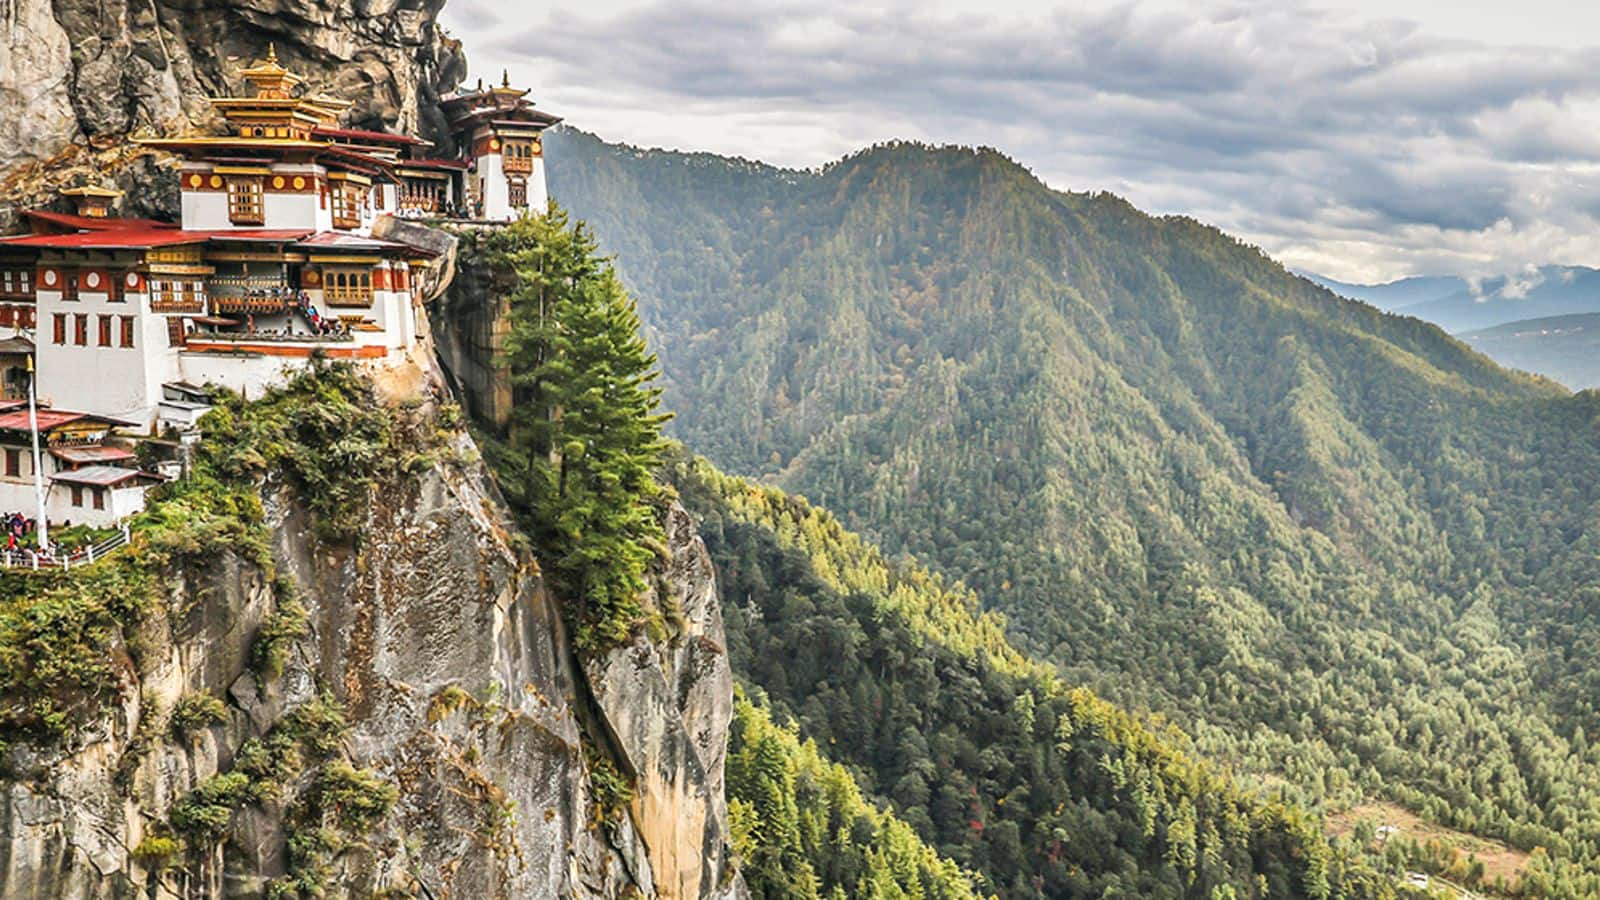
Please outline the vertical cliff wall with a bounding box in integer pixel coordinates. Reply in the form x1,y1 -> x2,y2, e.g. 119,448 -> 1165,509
0,367 -> 745,899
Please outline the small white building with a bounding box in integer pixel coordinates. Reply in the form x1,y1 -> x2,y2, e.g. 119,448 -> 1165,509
0,404 -> 158,529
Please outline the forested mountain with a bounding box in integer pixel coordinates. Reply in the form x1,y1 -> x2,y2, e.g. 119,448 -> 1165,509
1459,314 -> 1600,390
546,127 -> 1600,895
672,453 -> 1413,898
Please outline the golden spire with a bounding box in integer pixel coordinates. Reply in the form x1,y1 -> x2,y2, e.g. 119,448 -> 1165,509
503,69 -> 510,88
239,42 -> 300,99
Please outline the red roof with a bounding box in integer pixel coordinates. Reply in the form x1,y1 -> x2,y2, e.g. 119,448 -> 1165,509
193,229 -> 314,243
398,158 -> 470,171
24,210 -> 178,233
314,126 -> 427,146
297,231 -> 422,253
50,465 -> 160,487
0,224 -> 313,250
0,228 -> 208,249
51,445 -> 136,464
0,410 -> 93,431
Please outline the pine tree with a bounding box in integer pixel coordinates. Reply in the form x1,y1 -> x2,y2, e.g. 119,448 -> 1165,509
492,206 -> 672,651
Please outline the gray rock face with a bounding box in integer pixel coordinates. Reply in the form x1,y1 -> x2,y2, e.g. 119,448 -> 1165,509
0,412 -> 744,898
0,0 -> 465,222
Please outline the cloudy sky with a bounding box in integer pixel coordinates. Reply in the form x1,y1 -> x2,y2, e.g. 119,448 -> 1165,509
441,0 -> 1600,283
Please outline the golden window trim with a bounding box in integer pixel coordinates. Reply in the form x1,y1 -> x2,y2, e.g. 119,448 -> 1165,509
227,176 -> 265,225
322,266 -> 374,307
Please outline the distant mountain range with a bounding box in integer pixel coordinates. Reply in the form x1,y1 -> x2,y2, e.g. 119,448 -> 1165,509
1305,266 -> 1600,389
1458,313 -> 1600,390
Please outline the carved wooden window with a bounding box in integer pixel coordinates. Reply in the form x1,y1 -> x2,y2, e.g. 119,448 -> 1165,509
92,487 -> 106,510
52,313 -> 65,345
228,177 -> 265,225
167,318 -> 186,348
508,177 -> 527,209
97,314 -> 112,347
0,270 -> 32,300
70,485 -> 83,507
324,267 -> 373,306
503,140 -> 534,174
61,275 -> 78,302
4,449 -> 19,477
73,313 -> 87,346
331,183 -> 364,229
120,315 -> 135,348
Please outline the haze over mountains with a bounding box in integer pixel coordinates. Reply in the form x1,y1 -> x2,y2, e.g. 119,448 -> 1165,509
547,126 -> 1600,896
1306,268 -> 1600,388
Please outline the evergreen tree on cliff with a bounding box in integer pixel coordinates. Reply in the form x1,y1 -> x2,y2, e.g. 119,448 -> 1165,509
485,206 -> 671,651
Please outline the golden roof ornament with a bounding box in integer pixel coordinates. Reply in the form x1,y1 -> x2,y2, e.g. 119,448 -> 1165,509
239,42 -> 302,99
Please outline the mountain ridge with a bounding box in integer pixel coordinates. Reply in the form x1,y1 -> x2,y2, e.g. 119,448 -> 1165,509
547,124 -> 1600,895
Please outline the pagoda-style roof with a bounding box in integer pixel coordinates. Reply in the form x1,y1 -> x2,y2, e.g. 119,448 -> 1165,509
313,126 -> 428,147
237,44 -> 301,99
60,186 -> 123,199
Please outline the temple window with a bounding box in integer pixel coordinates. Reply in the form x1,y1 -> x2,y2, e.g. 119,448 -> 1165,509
0,269 -> 32,300
52,313 -> 65,345
167,318 -> 186,347
323,267 -> 373,306
503,140 -> 534,174
331,183 -> 365,229
97,315 -> 112,347
61,275 -> 78,302
73,313 -> 87,346
120,315 -> 135,348
227,177 -> 265,225
4,449 -> 19,477
508,176 -> 527,209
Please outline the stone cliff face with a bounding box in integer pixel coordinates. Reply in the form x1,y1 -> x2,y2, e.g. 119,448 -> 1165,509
0,0 -> 465,221
0,383 -> 745,899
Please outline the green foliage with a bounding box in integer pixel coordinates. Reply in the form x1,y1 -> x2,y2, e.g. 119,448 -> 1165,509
170,772 -> 252,842
585,744 -> 634,827
130,834 -> 182,868
554,129 -> 1600,895
729,692 -> 986,899
254,578 -> 310,682
465,207 -> 671,652
193,361 -> 393,542
0,364 -> 411,746
672,453 -> 1400,898
312,761 -> 398,832
170,692 -> 228,738
0,562 -> 160,738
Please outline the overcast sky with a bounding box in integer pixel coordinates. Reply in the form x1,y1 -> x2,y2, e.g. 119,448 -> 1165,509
441,0 -> 1600,283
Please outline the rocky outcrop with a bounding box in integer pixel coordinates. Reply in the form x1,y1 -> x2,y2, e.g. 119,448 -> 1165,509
0,0 -> 466,222
429,230 -> 516,429
0,379 -> 745,898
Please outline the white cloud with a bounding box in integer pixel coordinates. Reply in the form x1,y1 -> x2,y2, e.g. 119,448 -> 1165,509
444,0 -> 1600,283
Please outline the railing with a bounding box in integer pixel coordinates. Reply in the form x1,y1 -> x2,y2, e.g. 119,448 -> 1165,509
213,295 -> 295,315
0,523 -> 131,571
190,330 -> 353,343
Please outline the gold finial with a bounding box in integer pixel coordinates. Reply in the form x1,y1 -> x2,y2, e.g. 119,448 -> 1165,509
502,69 -> 510,88
266,42 -> 278,64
